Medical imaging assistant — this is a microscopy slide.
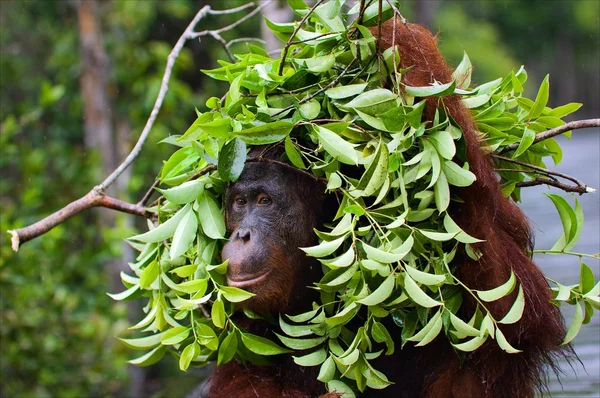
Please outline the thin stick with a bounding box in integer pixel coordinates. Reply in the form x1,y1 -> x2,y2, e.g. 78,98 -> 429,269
493,155 -> 587,187
515,178 -> 594,195
8,190 -> 151,251
278,0 -> 326,75
138,180 -> 160,206
98,6 -> 211,191
498,119 -> 600,154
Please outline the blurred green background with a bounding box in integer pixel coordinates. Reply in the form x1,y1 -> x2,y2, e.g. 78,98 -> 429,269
1,1 -> 598,397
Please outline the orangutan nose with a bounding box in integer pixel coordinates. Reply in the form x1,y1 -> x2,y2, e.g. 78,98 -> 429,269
234,228 -> 251,243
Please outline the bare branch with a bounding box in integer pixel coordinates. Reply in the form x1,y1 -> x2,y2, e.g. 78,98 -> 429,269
138,179 -> 160,207
278,0 -> 326,75
499,119 -> 600,154
493,155 -> 588,186
190,1 -> 272,39
99,6 -> 210,191
515,178 -> 595,195
493,154 -> 595,194
8,188 -> 151,252
10,3 -> 268,250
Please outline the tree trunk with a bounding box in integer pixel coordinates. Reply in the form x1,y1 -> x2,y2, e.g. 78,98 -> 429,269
77,2 -> 145,396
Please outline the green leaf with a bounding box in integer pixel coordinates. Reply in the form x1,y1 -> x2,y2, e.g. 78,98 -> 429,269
301,234 -> 348,257
293,347 -> 327,366
321,246 -> 355,268
296,54 -> 336,73
476,271 -> 516,302
428,131 -> 456,160
318,356 -> 336,382
371,321 -> 394,355
284,135 -> 306,169
235,121 -> 293,144
211,299 -> 226,328
327,172 -> 343,190
220,286 -> 255,303
404,274 -> 442,308
529,74 -> 549,119
179,342 -> 200,371
107,284 -> 140,301
495,328 -> 521,354
546,194 -> 578,251
361,236 -> 413,264
325,83 -> 368,99
499,285 -> 525,324
434,171 -> 450,212
275,333 -> 327,350
313,125 -> 358,165
449,313 -> 479,338
128,346 -> 167,367
170,206 -> 198,259
130,203 -> 190,243
357,275 -> 395,306
419,230 -> 457,242
327,380 -> 356,398
452,335 -> 487,352
452,52 -> 472,89
415,311 -> 443,347
404,81 -> 455,97
241,332 -> 291,355
279,314 -> 316,337
120,333 -> 164,350
156,180 -> 205,205
580,262 -> 595,294
326,302 -> 359,326
513,128 -> 536,158
344,88 -> 397,115
405,265 -> 446,286
549,102 -> 582,118
442,161 -> 476,187
299,99 -> 322,119
140,260 -> 159,289
175,279 -> 207,295
407,310 -> 442,343
218,332 -> 238,365
562,301 -> 584,345
218,138 -> 247,182
357,140 -> 389,197
160,326 -> 190,346
197,192 -> 226,239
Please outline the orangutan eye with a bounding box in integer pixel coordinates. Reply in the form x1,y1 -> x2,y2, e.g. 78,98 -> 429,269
258,196 -> 272,205
235,198 -> 247,206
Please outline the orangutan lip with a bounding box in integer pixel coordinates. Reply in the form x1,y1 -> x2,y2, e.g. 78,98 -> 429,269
227,270 -> 271,288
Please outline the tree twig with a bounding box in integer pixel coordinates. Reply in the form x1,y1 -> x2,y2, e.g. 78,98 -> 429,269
498,119 -> 600,154
138,179 -> 160,206
493,154 -> 595,194
515,178 -> 594,195
278,0 -> 326,75
493,155 -> 587,186
8,189 -> 152,251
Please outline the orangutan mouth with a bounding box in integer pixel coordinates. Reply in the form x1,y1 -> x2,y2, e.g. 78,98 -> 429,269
227,270 -> 272,288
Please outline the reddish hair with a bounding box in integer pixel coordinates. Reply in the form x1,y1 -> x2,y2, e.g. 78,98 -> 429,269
376,20 -> 566,396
